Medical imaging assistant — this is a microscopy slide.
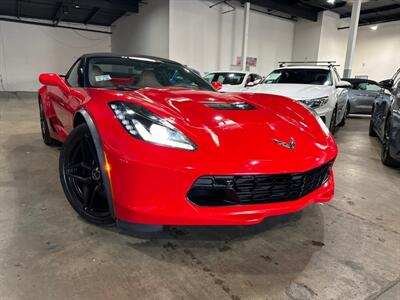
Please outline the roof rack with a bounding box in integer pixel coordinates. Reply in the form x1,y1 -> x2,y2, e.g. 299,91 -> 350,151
278,61 -> 339,67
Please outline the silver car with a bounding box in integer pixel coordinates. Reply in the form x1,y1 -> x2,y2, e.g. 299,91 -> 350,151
343,78 -> 383,114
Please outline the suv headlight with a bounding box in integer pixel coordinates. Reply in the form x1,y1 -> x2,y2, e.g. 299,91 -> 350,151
109,101 -> 197,150
299,97 -> 329,109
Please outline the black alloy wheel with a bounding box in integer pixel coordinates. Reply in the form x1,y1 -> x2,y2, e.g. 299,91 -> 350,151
346,102 -> 351,116
39,100 -> 59,146
329,106 -> 337,134
338,104 -> 348,127
59,124 -> 113,224
369,114 -> 377,137
381,115 -> 399,167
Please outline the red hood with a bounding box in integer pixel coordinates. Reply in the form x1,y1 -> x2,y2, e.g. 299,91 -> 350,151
86,88 -> 336,172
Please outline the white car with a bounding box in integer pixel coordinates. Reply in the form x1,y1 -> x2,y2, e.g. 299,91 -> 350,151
242,65 -> 351,133
204,71 -> 262,92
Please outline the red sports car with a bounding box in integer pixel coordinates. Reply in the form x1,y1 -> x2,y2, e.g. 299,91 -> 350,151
38,53 -> 337,232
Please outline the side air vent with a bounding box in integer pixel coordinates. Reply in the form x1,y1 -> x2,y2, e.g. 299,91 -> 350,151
203,102 -> 256,110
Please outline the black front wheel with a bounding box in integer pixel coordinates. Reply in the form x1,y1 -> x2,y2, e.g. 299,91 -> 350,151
338,104 -> 348,127
59,124 -> 114,224
329,107 -> 337,134
369,118 -> 377,137
381,115 -> 399,167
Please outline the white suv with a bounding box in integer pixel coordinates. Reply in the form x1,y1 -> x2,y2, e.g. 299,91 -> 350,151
204,71 -> 263,92
242,62 -> 351,133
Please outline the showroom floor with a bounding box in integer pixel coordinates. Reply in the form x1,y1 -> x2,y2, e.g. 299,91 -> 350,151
0,92 -> 399,300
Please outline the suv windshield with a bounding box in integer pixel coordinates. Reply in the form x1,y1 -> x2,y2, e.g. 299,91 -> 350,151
204,72 -> 245,85
87,56 -> 213,91
263,68 -> 332,86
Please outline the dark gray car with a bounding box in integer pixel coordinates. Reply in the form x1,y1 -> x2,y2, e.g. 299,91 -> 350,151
343,78 -> 383,114
369,68 -> 400,167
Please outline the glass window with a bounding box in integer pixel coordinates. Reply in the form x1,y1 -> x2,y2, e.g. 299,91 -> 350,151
203,73 -> 215,83
203,73 -> 245,85
358,83 -> 368,90
263,68 -> 332,86
366,84 -> 381,92
66,60 -> 82,87
87,56 -> 213,91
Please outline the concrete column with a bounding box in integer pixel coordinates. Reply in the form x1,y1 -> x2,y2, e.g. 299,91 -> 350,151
241,1 -> 250,71
343,0 -> 362,78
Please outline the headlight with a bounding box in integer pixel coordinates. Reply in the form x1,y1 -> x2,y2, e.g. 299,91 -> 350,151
309,108 -> 330,136
299,97 -> 329,109
109,101 -> 197,150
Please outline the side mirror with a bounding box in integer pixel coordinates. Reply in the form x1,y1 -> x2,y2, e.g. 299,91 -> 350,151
211,81 -> 223,91
379,79 -> 393,90
39,73 -> 70,93
245,81 -> 255,87
336,80 -> 352,89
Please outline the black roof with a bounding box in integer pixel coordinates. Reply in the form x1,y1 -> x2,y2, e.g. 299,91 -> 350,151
0,0 -> 141,27
245,1 -> 399,26
81,53 -> 180,65
342,78 -> 380,85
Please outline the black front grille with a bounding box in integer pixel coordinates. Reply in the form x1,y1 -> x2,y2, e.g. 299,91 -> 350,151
187,161 -> 333,206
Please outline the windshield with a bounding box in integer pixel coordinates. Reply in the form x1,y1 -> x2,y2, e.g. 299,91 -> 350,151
263,68 -> 332,86
204,72 -> 245,85
87,56 -> 213,91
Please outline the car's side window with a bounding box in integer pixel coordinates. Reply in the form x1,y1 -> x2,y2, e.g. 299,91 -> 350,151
203,73 -> 215,83
66,60 -> 82,87
333,69 -> 341,84
358,83 -> 367,90
366,84 -> 381,92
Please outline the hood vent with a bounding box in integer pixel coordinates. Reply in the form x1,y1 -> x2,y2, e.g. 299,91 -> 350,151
203,102 -> 256,110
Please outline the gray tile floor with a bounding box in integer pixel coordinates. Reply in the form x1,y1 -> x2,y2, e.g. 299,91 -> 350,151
0,92 -> 399,300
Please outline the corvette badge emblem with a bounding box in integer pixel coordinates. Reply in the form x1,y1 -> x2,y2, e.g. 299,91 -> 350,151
273,137 -> 296,151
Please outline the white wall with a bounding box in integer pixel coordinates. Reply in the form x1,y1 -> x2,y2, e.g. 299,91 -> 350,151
169,0 -> 295,75
0,20 -> 111,92
317,11 -> 347,75
351,21 -> 400,81
112,0 -> 169,58
293,11 -> 399,81
292,16 -> 322,61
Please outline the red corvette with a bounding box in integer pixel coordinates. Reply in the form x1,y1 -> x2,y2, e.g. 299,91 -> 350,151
38,53 -> 337,232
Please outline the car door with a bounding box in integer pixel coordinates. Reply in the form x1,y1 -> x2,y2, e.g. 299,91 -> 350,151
357,82 -> 381,113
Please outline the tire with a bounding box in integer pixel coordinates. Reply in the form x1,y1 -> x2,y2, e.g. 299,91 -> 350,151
346,102 -> 351,116
381,115 -> 399,167
369,118 -> 377,137
329,106 -> 337,134
39,99 -> 60,146
59,124 -> 114,225
338,104 -> 348,127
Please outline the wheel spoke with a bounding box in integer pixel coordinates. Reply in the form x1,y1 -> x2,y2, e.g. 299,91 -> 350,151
66,172 -> 92,183
66,162 -> 91,172
83,136 -> 99,166
83,184 -> 99,210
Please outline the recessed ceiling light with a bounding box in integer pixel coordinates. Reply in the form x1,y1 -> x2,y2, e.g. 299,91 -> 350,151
327,0 -> 335,4
370,25 -> 378,31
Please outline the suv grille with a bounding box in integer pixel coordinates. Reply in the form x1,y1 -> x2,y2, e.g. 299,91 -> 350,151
187,161 -> 333,206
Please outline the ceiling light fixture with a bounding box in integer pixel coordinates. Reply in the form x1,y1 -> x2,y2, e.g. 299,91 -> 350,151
327,0 -> 335,4
370,25 -> 378,31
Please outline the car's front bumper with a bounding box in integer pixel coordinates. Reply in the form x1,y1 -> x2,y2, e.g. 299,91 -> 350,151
105,144 -> 336,226
315,105 -> 334,127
